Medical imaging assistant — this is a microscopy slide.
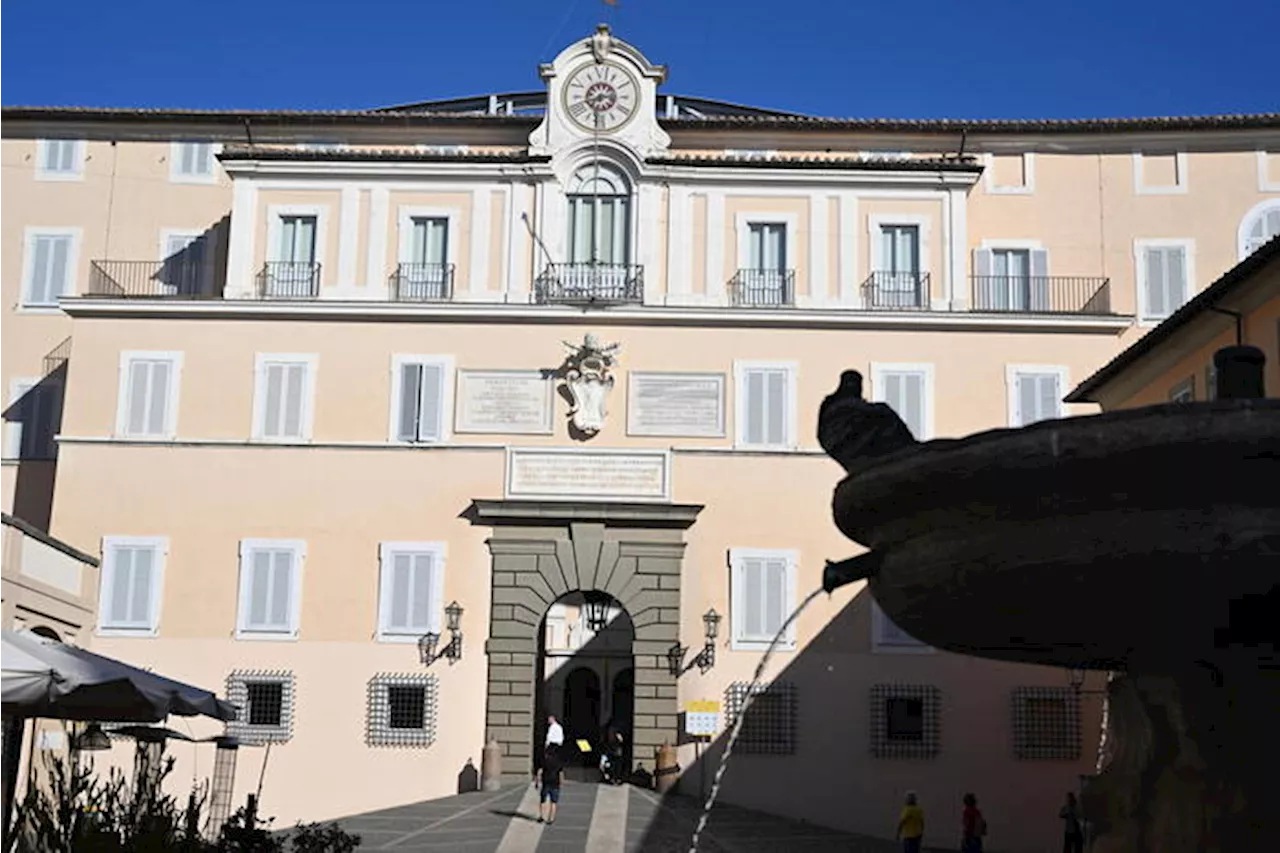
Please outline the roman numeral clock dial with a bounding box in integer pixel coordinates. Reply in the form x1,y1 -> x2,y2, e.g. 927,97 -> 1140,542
563,62 -> 639,133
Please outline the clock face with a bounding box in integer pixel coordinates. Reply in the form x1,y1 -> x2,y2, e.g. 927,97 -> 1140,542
563,62 -> 640,133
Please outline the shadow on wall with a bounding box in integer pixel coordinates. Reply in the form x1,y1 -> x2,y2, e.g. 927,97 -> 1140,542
2,362 -> 67,531
636,586 -> 1095,853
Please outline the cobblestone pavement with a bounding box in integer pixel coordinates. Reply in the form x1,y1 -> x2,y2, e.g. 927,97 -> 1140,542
325,782 -> 947,853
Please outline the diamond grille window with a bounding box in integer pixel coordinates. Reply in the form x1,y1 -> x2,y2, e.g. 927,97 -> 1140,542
724,681 -> 797,755
1012,687 -> 1081,760
368,673 -> 438,747
870,684 -> 941,758
226,670 -> 295,744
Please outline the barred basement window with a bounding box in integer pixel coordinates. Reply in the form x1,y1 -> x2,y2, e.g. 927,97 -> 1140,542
1012,687 -> 1081,760
724,681 -> 797,755
870,684 -> 941,759
225,670 -> 295,744
368,673 -> 438,747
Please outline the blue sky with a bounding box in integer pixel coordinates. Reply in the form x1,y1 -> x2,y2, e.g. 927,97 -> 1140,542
3,0 -> 1277,119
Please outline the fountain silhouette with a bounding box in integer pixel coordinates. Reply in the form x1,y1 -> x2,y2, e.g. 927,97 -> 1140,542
816,350 -> 1279,852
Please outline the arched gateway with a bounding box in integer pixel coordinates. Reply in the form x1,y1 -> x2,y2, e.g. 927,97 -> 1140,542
470,500 -> 701,782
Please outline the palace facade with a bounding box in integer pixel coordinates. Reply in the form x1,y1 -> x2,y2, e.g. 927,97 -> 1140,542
4,26 -> 1279,851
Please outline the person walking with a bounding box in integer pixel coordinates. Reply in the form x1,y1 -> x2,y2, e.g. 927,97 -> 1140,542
545,713 -> 564,748
961,793 -> 987,853
536,744 -> 565,825
1059,792 -> 1084,853
895,791 -> 925,853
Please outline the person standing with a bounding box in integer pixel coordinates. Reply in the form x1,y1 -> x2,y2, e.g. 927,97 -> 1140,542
961,793 -> 987,853
1059,792 -> 1084,853
545,714 -> 564,748
895,791 -> 925,853
537,744 -> 565,825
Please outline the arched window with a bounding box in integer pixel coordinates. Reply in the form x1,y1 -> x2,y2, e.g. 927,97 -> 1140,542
566,163 -> 630,265
1239,200 -> 1280,259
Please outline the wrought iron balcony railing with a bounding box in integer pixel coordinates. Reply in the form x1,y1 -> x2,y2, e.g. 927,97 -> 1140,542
969,276 -> 1112,314
256,262 -> 321,300
728,269 -> 796,307
88,260 -> 216,299
533,263 -> 644,305
860,271 -> 931,310
391,263 -> 455,302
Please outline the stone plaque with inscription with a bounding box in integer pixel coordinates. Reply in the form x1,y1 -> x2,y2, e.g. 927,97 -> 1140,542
628,372 -> 725,437
456,370 -> 554,434
506,449 -> 671,501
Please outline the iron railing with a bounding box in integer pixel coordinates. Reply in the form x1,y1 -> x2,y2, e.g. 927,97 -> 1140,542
728,269 -> 795,307
256,262 -> 321,300
391,263 -> 455,302
88,260 -> 214,299
533,263 -> 644,305
969,276 -> 1112,314
860,271 -> 932,310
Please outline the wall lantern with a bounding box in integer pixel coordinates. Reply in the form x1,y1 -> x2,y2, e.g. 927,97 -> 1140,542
420,602 -> 464,666
583,592 -> 611,633
667,608 -> 721,676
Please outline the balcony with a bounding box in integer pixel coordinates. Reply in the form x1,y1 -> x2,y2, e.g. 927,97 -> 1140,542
970,276 -> 1111,314
87,260 -> 217,299
728,269 -> 795,307
533,263 -> 644,306
391,263 -> 455,302
860,271 -> 931,310
256,262 -> 321,300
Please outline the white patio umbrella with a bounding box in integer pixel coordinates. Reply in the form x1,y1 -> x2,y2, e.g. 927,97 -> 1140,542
0,630 -> 237,723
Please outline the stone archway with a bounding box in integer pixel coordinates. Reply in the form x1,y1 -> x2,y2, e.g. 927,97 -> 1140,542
470,500 -> 702,782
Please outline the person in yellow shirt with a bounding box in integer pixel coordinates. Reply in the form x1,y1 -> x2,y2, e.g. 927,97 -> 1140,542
896,791 -> 925,853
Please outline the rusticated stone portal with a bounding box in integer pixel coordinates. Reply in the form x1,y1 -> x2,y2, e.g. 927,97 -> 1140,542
470,500 -> 702,783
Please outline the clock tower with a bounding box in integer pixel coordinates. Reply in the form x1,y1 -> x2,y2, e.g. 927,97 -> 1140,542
529,25 -> 671,160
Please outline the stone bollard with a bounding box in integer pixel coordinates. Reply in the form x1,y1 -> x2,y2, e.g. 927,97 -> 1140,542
481,738 -> 503,792
654,742 -> 679,794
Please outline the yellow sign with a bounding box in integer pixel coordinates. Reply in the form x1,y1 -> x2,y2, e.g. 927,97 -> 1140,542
576,739 -> 593,753
685,700 -> 720,714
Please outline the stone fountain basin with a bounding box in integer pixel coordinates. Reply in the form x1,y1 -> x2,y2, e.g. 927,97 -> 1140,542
832,399 -> 1280,671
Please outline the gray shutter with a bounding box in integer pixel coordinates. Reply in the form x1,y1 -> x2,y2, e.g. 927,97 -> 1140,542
410,553 -> 433,630
269,550 -> 292,628
1029,249 -> 1050,311
249,550 -> 272,628
59,141 -> 76,172
146,361 -> 170,435
972,248 -> 993,310
884,372 -> 925,439
390,552 -> 412,631
1016,374 -> 1038,426
1037,374 -> 1060,421
282,364 -> 305,437
1165,247 -> 1187,313
50,237 -> 70,299
108,547 -> 135,625
765,370 -> 786,445
417,364 -> 444,441
126,361 -> 151,434
1144,249 -> 1167,318
764,558 -> 786,636
263,365 -> 284,437
43,141 -> 60,172
397,364 -> 424,441
130,548 -> 154,625
743,557 -> 763,638
745,371 -> 765,445
29,237 -> 53,304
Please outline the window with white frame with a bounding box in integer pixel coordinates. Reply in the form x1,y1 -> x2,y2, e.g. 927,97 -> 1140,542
36,140 -> 84,179
973,246 -> 1050,311
4,378 -> 62,460
236,540 -> 304,639
869,223 -> 924,309
729,548 -> 797,650
870,364 -> 933,440
252,355 -> 316,441
734,362 -> 795,449
984,152 -> 1035,194
377,542 -> 445,640
567,163 -> 631,265
170,142 -> 215,181
226,670 -> 295,743
116,352 -> 182,439
367,674 -> 439,747
390,356 -> 451,443
1137,242 -> 1191,322
400,217 -> 451,299
872,601 -> 931,652
23,231 -> 77,307
264,213 -> 321,298
159,231 -> 209,296
1133,152 -> 1187,194
1239,200 -> 1280,260
97,537 -> 167,635
1007,366 -> 1067,427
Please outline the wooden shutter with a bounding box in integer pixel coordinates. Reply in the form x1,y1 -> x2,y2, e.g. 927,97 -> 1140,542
763,557 -> 787,637
107,545 -> 154,628
1029,249 -> 1050,311
742,557 -> 764,639
29,235 -> 70,305
262,362 -> 307,438
385,551 -> 435,633
1163,247 -> 1186,313
1144,247 -> 1185,319
1037,374 -> 1061,421
396,362 -> 444,442
742,367 -> 789,447
145,361 -> 171,436
1144,249 -> 1167,318
1015,372 -> 1061,426
397,363 -> 423,441
125,359 -> 170,437
882,371 -> 925,439
245,547 -> 294,632
59,141 -> 77,172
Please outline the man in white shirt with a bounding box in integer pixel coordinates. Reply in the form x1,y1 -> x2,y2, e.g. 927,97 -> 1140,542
545,714 -> 564,748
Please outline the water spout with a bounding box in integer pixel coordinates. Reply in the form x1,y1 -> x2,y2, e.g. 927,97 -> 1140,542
822,551 -> 884,594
